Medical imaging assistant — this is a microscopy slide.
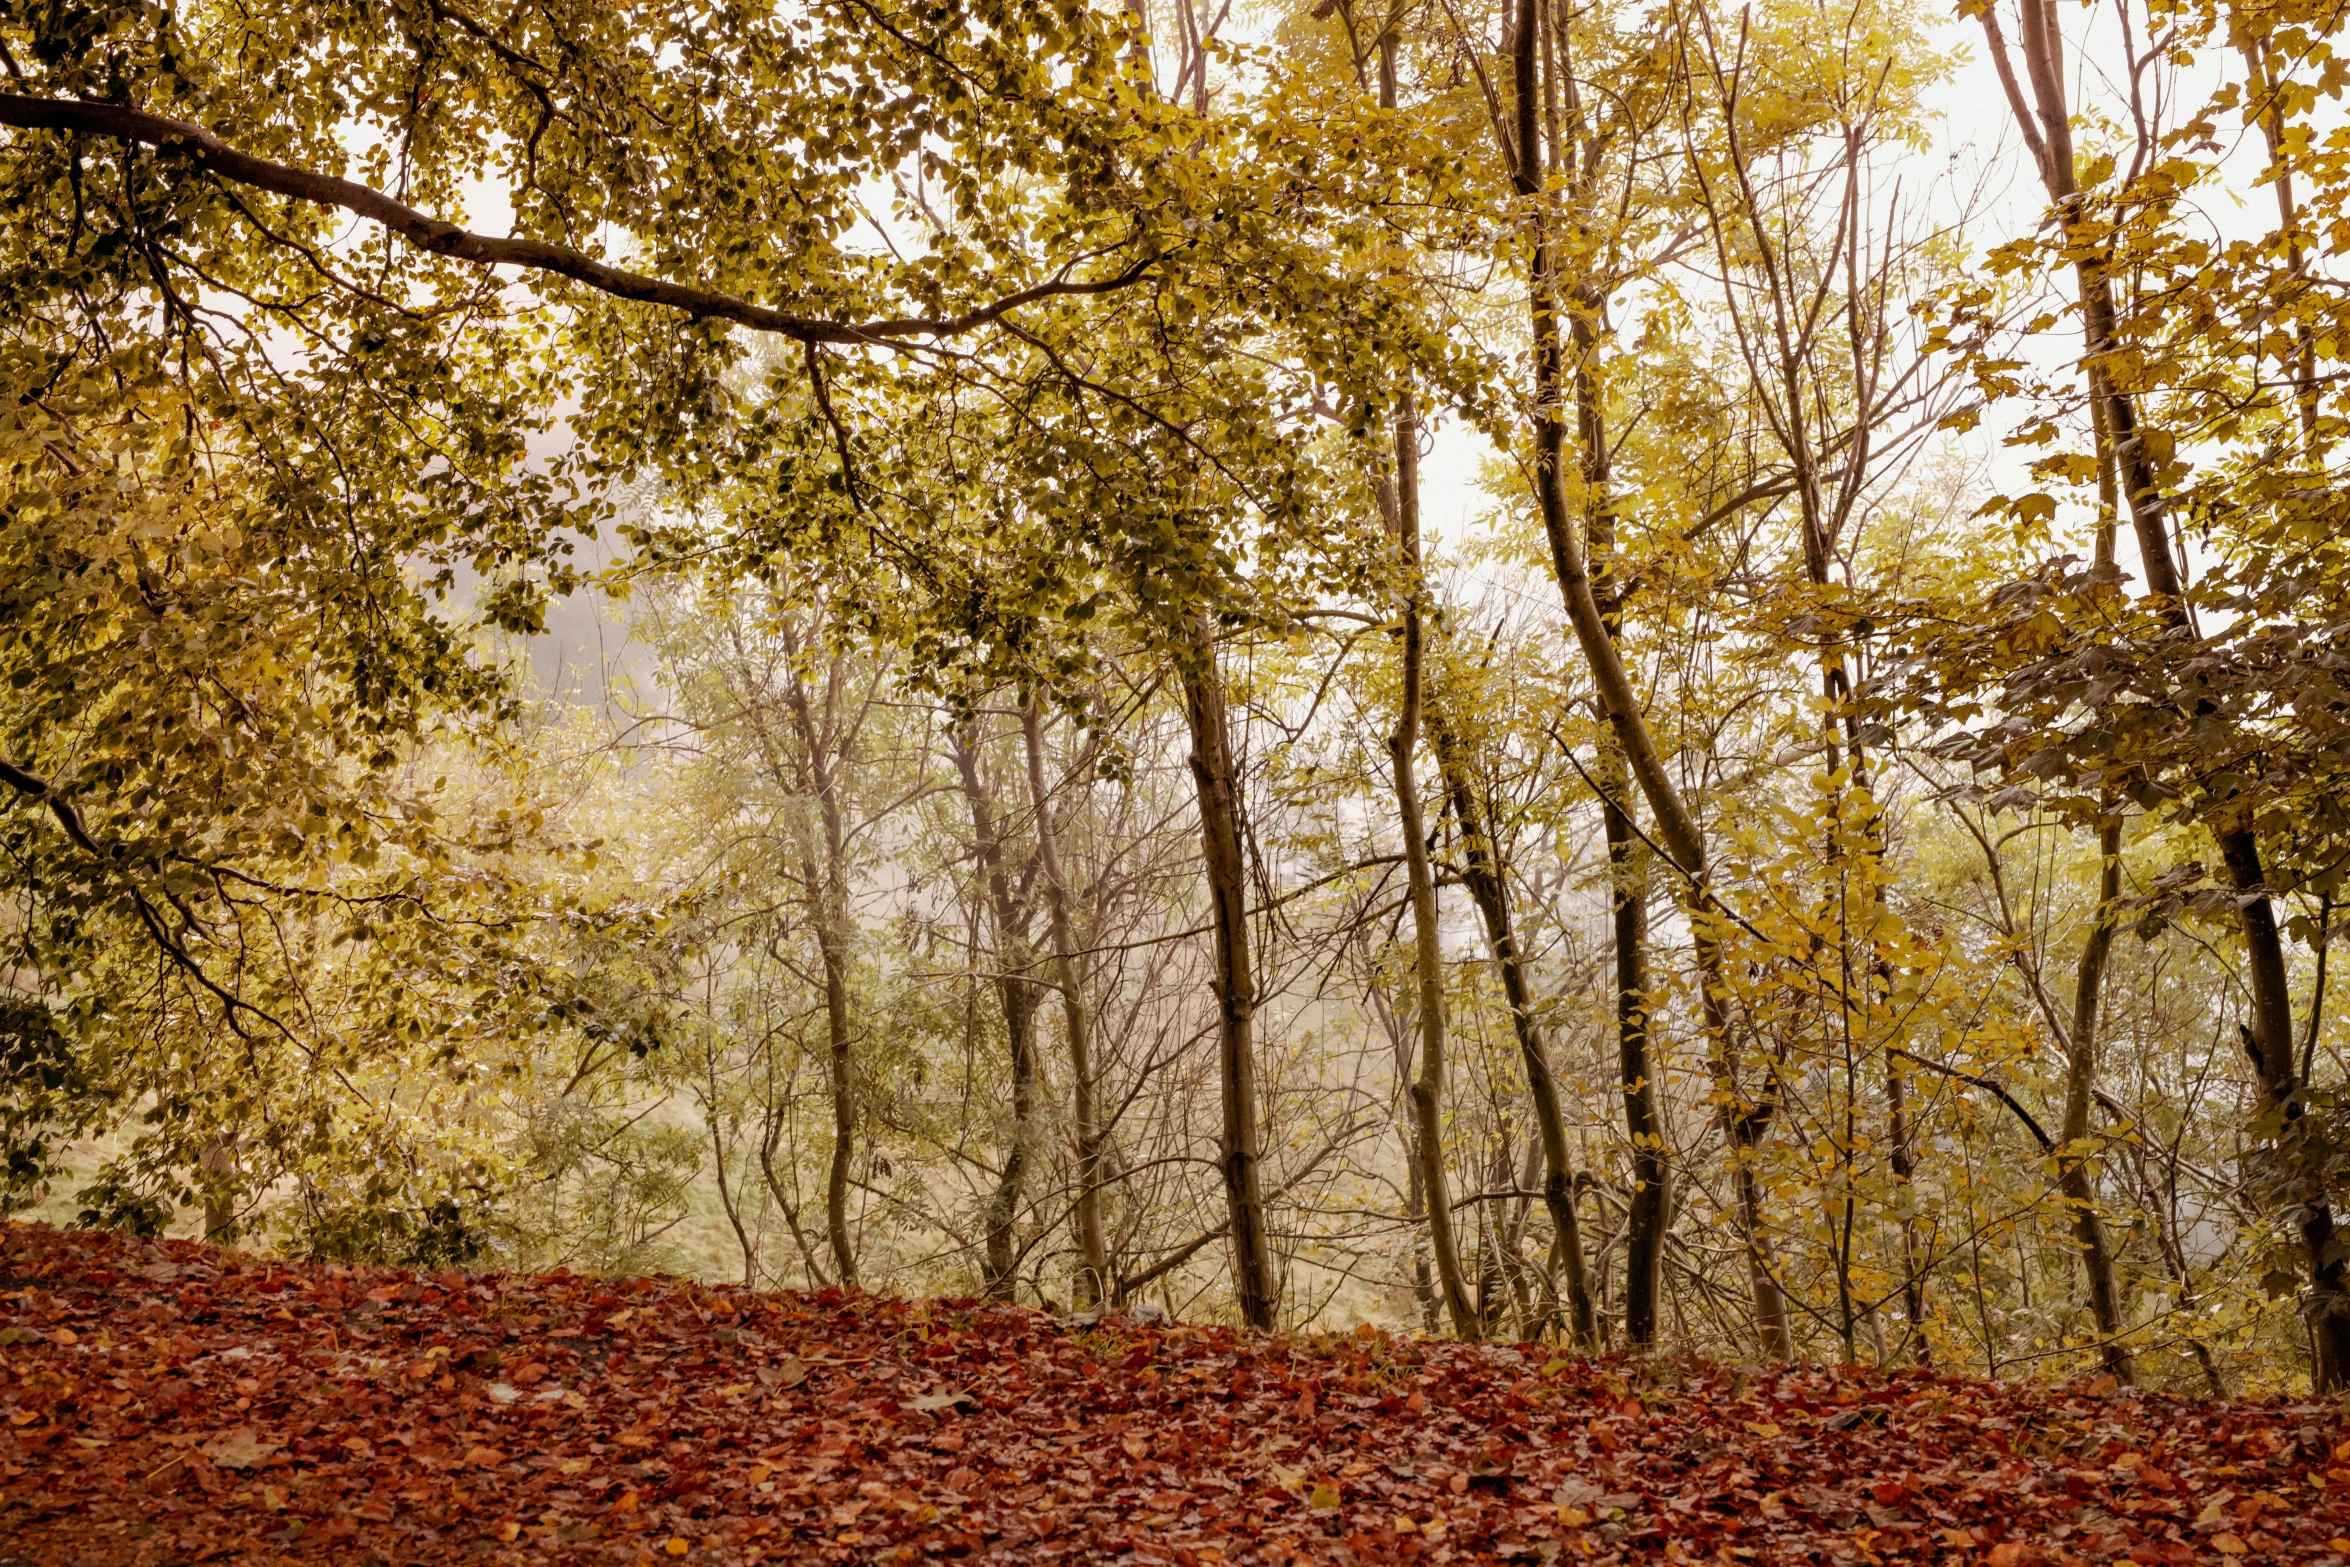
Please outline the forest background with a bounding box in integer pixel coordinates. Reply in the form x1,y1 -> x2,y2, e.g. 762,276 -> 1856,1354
4,0 -> 2350,1400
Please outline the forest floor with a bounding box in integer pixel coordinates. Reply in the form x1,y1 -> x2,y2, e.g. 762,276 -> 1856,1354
0,1225 -> 2344,1567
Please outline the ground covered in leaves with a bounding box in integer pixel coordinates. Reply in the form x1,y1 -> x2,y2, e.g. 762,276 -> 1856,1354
2,1225 -> 2346,1566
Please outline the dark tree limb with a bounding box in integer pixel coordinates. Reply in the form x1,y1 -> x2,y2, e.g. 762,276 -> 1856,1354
0,757 -> 104,857
0,94 -> 1162,346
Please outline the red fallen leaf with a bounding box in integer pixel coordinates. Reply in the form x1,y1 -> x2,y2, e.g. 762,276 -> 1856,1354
7,1222 -> 2350,1567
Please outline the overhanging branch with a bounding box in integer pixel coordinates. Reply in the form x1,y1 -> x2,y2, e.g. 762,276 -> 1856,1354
0,756 -> 104,857
0,756 -> 299,1043
0,94 -> 1162,346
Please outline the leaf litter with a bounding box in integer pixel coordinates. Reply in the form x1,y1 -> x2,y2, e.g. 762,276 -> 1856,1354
2,1224 -> 2346,1565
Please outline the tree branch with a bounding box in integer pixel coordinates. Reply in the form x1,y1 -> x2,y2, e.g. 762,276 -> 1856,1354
0,94 -> 1162,346
0,756 -> 105,857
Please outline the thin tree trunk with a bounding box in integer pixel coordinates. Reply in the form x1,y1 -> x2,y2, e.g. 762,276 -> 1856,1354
1885,1067 -> 1930,1363
2119,1119 -> 2228,1395
1404,1153 -> 1437,1333
949,720 -> 1042,1302
706,1048 -> 759,1288
1562,170 -> 1657,1357
1596,745 -> 1667,1349
1179,621 -> 1279,1331
1431,706 -> 1600,1350
1512,0 -> 1785,1355
1022,700 -> 1113,1306
2223,829 -> 2350,1388
805,869 -> 856,1288
1374,0 -> 1477,1347
2058,395 -> 2134,1383
200,1135 -> 235,1243
2064,818 -> 2135,1383
781,652 -> 858,1290
1385,389 -> 1479,1341
1982,0 -> 2348,1390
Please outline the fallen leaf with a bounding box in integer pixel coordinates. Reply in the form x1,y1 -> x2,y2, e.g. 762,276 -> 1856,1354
907,1388 -> 970,1413
201,1430 -> 281,1470
6,1223 -> 2348,1567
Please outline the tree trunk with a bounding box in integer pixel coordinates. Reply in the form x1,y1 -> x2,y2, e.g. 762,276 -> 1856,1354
1373,0 -> 1476,1348
1982,0 -> 2346,1390
2064,818 -> 2135,1383
781,652 -> 859,1290
1022,700 -> 1113,1306
1430,706 -> 1601,1350
1179,621 -> 1279,1331
1594,744 -> 1667,1349
1384,390 -> 1479,1340
1404,1152 -> 1437,1333
949,720 -> 1042,1302
200,1135 -> 236,1243
2054,397 -> 2133,1382
1513,0 -> 1785,1356
1879,1065 -> 1930,1362
1570,272 -> 1665,1354
2223,829 -> 2350,1390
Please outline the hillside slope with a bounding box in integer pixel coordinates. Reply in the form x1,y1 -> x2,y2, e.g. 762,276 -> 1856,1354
1,1224 -> 2343,1565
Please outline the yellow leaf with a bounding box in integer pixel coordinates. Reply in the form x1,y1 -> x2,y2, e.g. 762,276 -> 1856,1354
1308,1482 -> 1342,1511
664,1537 -> 691,1556
1743,1421 -> 1781,1438
2213,1537 -> 2247,1557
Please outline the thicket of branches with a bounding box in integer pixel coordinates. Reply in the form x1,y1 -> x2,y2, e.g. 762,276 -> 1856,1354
4,0 -> 2350,1394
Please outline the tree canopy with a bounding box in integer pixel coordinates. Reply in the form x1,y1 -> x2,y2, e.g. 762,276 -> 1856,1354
6,0 -> 2350,1399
